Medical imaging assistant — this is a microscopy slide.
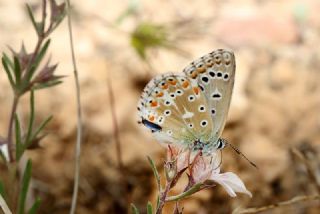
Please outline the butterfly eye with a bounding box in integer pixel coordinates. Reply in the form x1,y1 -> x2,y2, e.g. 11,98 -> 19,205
164,109 -> 171,116
188,95 -> 195,102
200,120 -> 208,127
198,105 -> 206,112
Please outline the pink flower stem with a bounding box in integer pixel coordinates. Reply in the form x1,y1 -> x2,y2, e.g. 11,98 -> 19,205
156,180 -> 173,214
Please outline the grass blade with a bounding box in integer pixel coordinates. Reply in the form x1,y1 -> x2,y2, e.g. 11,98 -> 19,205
147,156 -> 161,191
33,80 -> 63,90
30,116 -> 52,144
2,53 -> 14,70
14,56 -> 22,87
27,197 -> 41,214
2,56 -> 15,89
17,159 -> 32,214
0,180 -> 5,197
15,115 -> 24,161
26,4 -> 39,35
147,201 -> 153,214
25,39 -> 51,82
131,203 -> 140,214
25,91 -> 35,147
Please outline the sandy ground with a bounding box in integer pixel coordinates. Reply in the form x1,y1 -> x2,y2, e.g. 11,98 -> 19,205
0,0 -> 320,213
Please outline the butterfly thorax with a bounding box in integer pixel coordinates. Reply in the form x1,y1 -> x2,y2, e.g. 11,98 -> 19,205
190,138 -> 225,155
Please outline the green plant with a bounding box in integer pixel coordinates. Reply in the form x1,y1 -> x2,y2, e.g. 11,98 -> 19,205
0,0 -> 66,213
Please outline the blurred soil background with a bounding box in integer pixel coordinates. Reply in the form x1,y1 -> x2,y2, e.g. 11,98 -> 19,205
0,0 -> 320,213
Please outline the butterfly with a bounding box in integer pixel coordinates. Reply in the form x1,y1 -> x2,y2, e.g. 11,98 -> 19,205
137,49 -> 235,156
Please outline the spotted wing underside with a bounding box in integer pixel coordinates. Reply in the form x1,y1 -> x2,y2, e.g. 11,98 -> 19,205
138,73 -> 214,147
183,49 -> 236,141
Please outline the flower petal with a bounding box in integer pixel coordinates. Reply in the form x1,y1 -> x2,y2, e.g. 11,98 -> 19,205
210,172 -> 252,197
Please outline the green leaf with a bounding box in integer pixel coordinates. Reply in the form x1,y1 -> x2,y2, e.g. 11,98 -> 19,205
131,203 -> 140,214
30,116 -> 52,143
15,114 -> 24,161
2,56 -> 16,89
18,159 -> 32,214
0,179 -> 5,197
33,80 -> 63,90
166,183 -> 203,202
130,22 -> 169,60
26,4 -> 41,35
147,156 -> 161,191
147,201 -> 153,214
3,53 -> 14,70
25,90 -> 35,147
14,56 -> 22,87
25,39 -> 51,82
0,149 -> 7,163
156,195 -> 160,210
28,197 -> 41,214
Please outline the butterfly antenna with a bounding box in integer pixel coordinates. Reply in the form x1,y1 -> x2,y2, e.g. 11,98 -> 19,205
225,141 -> 258,169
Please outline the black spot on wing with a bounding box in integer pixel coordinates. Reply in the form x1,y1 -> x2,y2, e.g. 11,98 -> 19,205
142,119 -> 162,132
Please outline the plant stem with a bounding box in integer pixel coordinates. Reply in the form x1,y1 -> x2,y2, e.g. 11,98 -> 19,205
156,181 -> 172,214
233,194 -> 320,214
66,1 -> 83,214
7,96 -> 19,162
107,76 -> 123,170
166,183 -> 204,202
0,194 -> 12,214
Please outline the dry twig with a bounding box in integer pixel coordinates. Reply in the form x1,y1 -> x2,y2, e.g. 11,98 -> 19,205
233,194 -> 320,214
66,1 -> 83,214
0,194 -> 12,214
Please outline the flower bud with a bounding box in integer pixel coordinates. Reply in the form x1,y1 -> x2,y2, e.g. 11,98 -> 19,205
164,160 -> 177,182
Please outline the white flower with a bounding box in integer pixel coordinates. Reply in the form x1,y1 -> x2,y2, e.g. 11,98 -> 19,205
167,145 -> 252,198
209,168 -> 252,197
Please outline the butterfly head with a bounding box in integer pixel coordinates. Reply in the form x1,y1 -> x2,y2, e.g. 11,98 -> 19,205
190,138 -> 226,155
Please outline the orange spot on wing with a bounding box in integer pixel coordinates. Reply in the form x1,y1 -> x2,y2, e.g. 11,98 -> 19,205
161,84 -> 169,89
197,67 -> 206,73
191,71 -> 198,79
193,87 -> 200,95
182,81 -> 190,88
149,115 -> 155,121
168,80 -> 177,85
156,92 -> 164,97
151,101 -> 158,107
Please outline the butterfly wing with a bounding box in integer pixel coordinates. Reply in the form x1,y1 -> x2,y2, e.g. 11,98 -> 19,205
183,49 -> 236,142
138,73 -> 214,147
